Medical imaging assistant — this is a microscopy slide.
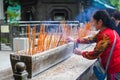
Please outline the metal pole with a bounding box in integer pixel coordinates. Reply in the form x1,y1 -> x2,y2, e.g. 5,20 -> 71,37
10,24 -> 13,51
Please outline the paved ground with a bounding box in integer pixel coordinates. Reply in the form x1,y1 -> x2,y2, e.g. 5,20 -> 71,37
0,44 -> 14,80
0,51 -> 12,70
0,43 -> 12,71
1,43 -> 12,51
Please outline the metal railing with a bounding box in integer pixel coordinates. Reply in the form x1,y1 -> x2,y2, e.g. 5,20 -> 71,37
0,21 -> 79,51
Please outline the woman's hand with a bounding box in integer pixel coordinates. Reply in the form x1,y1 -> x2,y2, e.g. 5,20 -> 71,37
74,48 -> 82,55
66,37 -> 75,43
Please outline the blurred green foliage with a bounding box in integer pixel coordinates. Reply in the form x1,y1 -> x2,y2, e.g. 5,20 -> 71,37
0,37 -> 8,43
109,0 -> 120,11
9,0 -> 20,5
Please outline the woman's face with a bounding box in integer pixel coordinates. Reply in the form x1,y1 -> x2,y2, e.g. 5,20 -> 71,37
92,18 -> 103,30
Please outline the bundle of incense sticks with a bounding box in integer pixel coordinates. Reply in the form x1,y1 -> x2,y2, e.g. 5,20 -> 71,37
37,24 -> 47,53
85,22 -> 91,31
49,33 -> 61,49
44,33 -> 52,51
32,26 -> 36,54
17,21 -> 82,55
27,25 -> 31,55
78,22 -> 92,38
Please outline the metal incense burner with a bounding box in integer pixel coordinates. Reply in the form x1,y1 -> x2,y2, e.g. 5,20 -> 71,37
10,42 -> 74,78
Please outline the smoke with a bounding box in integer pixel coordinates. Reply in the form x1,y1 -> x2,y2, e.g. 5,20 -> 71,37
74,0 -> 116,23
74,6 -> 99,23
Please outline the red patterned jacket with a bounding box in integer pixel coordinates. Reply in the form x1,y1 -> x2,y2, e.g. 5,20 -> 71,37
80,28 -> 120,74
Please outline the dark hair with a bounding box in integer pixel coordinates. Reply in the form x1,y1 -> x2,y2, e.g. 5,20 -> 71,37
93,10 -> 116,30
112,11 -> 120,20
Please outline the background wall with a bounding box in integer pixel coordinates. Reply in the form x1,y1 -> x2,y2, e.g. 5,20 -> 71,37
20,0 -> 81,21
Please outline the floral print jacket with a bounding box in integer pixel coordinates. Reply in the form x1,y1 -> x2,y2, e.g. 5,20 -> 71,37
78,28 -> 120,73
80,32 -> 110,59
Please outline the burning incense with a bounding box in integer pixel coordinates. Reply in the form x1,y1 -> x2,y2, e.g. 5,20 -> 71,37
32,26 -> 36,54
27,25 -> 31,55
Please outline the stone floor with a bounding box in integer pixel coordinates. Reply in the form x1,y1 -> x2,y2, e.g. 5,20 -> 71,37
0,43 -> 12,70
0,51 -> 12,71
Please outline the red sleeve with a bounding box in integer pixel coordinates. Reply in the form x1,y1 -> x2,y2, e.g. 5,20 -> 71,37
81,34 -> 110,60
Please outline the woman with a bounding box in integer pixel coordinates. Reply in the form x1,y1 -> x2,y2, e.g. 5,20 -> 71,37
112,11 -> 120,36
68,10 -> 120,80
